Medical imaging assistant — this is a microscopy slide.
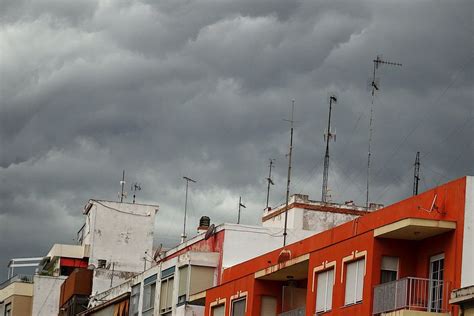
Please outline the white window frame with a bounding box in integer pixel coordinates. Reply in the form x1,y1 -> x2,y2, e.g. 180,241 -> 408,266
315,268 -> 334,313
230,297 -> 247,316
160,276 -> 175,314
344,258 -> 365,306
142,274 -> 157,313
130,284 -> 140,316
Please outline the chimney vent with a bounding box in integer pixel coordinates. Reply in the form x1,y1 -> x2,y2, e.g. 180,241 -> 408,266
198,216 -> 210,233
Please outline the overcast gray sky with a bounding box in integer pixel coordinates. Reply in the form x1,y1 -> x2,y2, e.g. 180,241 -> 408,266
0,0 -> 472,280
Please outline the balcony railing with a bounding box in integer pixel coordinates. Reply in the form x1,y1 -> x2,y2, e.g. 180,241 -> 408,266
373,277 -> 450,314
279,307 -> 305,316
0,274 -> 34,290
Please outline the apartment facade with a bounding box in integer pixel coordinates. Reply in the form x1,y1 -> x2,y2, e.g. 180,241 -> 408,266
86,223 -> 316,316
0,275 -> 34,316
204,176 -> 473,316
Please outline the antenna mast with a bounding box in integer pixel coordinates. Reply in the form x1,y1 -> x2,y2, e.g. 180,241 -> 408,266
131,183 -> 142,203
322,95 -> 337,203
413,151 -> 420,196
265,159 -> 275,210
237,196 -> 246,224
366,55 -> 402,209
283,100 -> 295,247
181,176 -> 196,243
119,170 -> 126,203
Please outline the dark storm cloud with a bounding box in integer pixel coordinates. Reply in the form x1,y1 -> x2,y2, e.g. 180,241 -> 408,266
1,0 -> 472,280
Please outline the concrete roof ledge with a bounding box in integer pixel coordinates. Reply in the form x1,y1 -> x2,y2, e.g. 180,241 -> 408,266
374,218 -> 456,240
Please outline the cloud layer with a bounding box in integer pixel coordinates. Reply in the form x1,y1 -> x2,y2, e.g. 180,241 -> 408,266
1,0 -> 472,280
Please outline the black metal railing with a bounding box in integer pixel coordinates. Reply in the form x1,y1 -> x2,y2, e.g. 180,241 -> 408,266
0,274 -> 34,290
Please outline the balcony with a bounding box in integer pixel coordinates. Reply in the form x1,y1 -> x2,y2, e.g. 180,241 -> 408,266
279,307 -> 305,316
0,274 -> 33,290
373,277 -> 450,315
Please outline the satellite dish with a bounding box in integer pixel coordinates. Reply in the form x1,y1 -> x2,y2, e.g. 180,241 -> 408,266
153,244 -> 163,262
87,264 -> 96,270
204,224 -> 216,240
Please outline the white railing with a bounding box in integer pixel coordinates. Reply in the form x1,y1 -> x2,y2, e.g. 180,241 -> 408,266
373,277 -> 450,314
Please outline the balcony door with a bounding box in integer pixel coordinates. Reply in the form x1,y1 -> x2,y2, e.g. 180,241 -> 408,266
428,253 -> 444,312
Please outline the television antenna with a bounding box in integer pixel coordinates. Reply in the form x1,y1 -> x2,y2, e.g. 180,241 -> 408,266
265,158 -> 275,211
118,170 -> 127,202
283,99 -> 295,247
153,244 -> 163,262
181,176 -> 196,243
322,94 -> 337,203
131,183 -> 142,203
237,196 -> 246,224
365,55 -> 402,209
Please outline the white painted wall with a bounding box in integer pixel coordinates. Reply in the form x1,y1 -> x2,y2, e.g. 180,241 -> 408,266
175,304 -> 204,316
81,200 -> 157,295
461,176 -> 474,287
303,210 -> 358,231
31,275 -> 67,316
221,224 -> 313,269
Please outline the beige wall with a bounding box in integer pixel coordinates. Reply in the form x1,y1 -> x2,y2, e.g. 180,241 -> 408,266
0,282 -> 33,301
465,306 -> 474,316
3,295 -> 33,316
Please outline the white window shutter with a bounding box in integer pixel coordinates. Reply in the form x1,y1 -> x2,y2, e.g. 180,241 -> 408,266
345,261 -> 357,305
326,269 -> 334,310
356,259 -> 365,302
316,272 -> 327,312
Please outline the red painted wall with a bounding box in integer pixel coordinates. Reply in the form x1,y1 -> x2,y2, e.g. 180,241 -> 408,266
204,177 -> 468,316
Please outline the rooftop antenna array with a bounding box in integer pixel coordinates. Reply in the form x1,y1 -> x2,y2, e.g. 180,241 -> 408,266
237,196 -> 246,224
131,183 -> 142,204
366,55 -> 402,209
119,170 -> 127,203
413,152 -> 421,196
322,94 -> 337,203
181,176 -> 196,243
265,159 -> 275,211
283,100 -> 295,247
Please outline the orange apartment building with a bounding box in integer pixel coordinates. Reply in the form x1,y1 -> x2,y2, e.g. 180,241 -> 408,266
204,176 -> 474,316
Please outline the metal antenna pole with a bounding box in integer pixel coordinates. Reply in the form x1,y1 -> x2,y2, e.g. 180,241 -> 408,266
322,95 -> 337,203
131,183 -> 142,204
283,100 -> 295,247
238,196 -> 246,224
265,159 -> 275,210
365,55 -> 402,209
413,152 -> 421,196
120,170 -> 126,203
181,176 -> 196,243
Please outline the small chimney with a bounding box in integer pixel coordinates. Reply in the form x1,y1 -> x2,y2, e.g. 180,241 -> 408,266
197,216 -> 210,233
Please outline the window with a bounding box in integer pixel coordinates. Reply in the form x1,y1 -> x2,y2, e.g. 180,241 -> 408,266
178,265 -> 189,305
429,253 -> 445,312
344,258 -> 365,305
98,259 -> 107,269
315,269 -> 334,313
211,304 -> 225,316
160,277 -> 174,314
143,274 -> 157,315
189,266 -> 214,295
4,303 -> 11,316
231,298 -> 246,316
177,265 -> 215,305
130,284 -> 140,316
380,256 -> 398,284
